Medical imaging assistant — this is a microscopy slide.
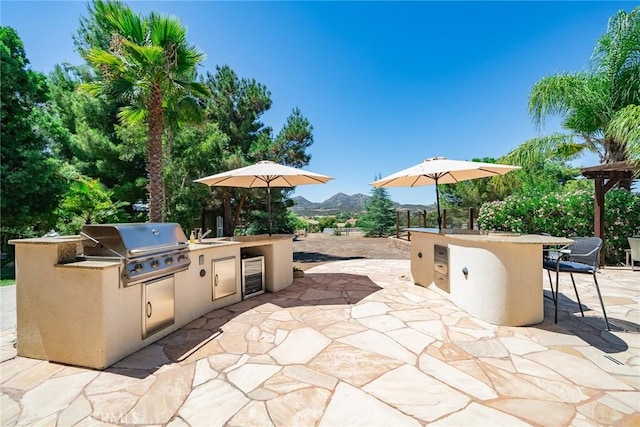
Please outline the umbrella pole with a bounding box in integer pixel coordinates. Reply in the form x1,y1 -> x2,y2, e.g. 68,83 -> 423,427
435,179 -> 442,233
267,184 -> 272,236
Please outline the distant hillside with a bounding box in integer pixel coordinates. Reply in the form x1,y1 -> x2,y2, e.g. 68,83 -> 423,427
290,193 -> 432,216
290,192 -> 370,215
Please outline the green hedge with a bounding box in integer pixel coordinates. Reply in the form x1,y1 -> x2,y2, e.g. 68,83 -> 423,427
477,189 -> 640,265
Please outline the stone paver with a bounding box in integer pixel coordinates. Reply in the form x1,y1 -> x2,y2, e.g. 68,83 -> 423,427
1,260 -> 639,426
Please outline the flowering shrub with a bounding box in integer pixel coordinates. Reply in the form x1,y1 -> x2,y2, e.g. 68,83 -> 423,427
477,189 -> 640,265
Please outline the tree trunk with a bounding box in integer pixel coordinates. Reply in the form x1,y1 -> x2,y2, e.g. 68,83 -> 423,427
232,194 -> 245,233
603,137 -> 626,163
147,82 -> 164,223
222,188 -> 233,236
603,137 -> 632,189
162,126 -> 175,220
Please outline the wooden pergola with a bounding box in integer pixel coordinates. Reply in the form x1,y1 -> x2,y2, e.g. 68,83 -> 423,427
580,161 -> 638,265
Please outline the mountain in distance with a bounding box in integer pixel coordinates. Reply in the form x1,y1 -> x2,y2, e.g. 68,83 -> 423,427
323,192 -> 371,209
290,192 -> 432,216
290,192 -> 368,215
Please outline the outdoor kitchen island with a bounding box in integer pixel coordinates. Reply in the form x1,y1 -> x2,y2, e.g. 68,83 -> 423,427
407,228 -> 572,327
10,232 -> 294,370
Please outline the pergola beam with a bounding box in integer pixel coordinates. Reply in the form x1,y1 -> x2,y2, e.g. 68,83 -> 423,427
580,161 -> 637,266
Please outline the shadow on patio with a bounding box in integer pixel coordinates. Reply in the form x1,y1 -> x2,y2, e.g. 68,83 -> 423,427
536,287 -> 639,356
109,272 -> 383,377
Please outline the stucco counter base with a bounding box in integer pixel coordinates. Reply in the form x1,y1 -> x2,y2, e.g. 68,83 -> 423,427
408,229 -> 573,327
10,234 -> 295,370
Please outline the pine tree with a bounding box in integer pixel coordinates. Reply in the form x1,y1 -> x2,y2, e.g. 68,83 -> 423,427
1,27 -> 67,234
359,183 -> 395,237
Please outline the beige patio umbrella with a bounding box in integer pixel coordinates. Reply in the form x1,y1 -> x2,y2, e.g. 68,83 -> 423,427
371,157 -> 520,232
195,160 -> 333,235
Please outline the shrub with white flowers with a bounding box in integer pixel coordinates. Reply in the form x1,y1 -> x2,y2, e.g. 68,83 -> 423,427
477,189 -> 640,265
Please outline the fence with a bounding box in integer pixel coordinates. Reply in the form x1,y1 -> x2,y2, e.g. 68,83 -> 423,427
322,227 -> 363,236
396,208 -> 478,240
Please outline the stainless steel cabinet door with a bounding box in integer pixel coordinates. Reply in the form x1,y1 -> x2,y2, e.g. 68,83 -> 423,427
143,275 -> 175,339
212,257 -> 236,300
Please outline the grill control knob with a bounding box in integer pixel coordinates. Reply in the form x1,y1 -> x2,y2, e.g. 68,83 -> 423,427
151,260 -> 160,268
178,255 -> 186,262
133,263 -> 144,272
165,257 -> 173,265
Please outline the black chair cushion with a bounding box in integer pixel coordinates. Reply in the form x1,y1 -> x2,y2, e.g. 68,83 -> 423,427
543,260 -> 595,274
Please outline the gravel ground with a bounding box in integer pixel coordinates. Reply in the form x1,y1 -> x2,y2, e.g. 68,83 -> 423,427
293,232 -> 410,271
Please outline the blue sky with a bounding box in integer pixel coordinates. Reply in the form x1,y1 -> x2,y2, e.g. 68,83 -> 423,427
2,1 -> 632,205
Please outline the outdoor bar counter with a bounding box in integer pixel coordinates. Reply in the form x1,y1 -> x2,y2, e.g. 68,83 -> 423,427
407,228 -> 572,327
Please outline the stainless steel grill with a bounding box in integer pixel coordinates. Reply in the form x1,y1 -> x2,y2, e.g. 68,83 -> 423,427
80,223 -> 191,286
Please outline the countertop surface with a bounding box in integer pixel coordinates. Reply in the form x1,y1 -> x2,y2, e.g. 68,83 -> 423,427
189,234 -> 294,251
9,236 -> 82,245
55,260 -> 121,269
406,228 -> 574,245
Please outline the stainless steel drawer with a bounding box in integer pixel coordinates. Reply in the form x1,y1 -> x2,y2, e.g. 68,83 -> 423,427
434,271 -> 450,293
434,245 -> 448,262
434,260 -> 448,275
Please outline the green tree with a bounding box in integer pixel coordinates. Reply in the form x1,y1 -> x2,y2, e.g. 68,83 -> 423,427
505,7 -> 640,170
163,122 -> 229,228
441,158 -> 585,208
79,0 -> 209,222
55,166 -> 128,233
359,181 -> 395,237
48,63 -> 148,207
260,107 -> 313,167
0,27 -> 67,238
204,66 -> 272,235
203,67 -> 315,236
440,157 -> 590,227
317,216 -> 337,233
243,108 -> 316,235
288,213 -> 308,233
440,158 -> 512,209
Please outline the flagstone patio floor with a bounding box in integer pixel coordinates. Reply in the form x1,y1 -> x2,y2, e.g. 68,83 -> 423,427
1,259 -> 639,426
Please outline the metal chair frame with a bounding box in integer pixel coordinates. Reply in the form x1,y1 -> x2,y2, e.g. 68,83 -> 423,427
543,237 -> 610,331
629,237 -> 640,272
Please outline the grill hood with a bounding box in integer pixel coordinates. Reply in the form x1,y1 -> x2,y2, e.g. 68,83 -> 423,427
80,223 -> 191,286
81,223 -> 189,258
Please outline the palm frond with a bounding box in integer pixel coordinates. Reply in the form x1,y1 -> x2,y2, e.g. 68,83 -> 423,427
501,133 -> 587,167
175,45 -> 207,72
165,95 -> 204,125
148,13 -> 187,47
83,47 -> 124,71
118,105 -> 147,125
528,73 -> 590,129
592,7 -> 640,107
119,39 -> 165,68
77,81 -> 104,97
108,77 -> 141,102
562,74 -> 615,134
616,62 -> 640,106
95,0 -> 146,45
172,80 -> 210,98
608,104 -> 640,164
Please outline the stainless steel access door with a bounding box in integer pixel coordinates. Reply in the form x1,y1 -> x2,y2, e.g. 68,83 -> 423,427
212,257 -> 236,300
142,275 -> 175,339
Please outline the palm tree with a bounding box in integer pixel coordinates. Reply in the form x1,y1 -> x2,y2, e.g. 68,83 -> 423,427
505,7 -> 639,170
80,0 -> 208,222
